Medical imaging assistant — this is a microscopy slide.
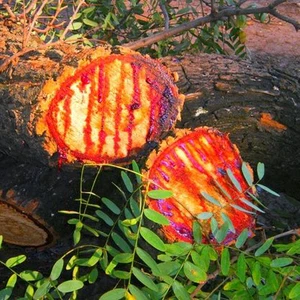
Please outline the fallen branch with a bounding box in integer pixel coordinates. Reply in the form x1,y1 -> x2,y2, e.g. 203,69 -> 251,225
124,0 -> 299,50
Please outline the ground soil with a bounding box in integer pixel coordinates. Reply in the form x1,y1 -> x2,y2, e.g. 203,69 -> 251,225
245,1 -> 300,76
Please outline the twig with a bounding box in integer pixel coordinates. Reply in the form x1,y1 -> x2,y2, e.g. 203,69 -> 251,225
2,3 -> 16,19
59,0 -> 86,41
123,0 -> 299,50
159,0 -> 170,30
23,0 -> 48,48
211,0 -> 216,14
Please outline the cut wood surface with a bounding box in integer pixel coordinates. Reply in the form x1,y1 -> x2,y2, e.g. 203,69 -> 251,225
0,19 -> 300,292
1,24 -> 299,195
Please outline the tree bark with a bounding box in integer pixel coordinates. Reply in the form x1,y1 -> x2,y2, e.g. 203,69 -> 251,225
2,46 -> 300,192
1,20 -> 300,289
162,54 -> 300,198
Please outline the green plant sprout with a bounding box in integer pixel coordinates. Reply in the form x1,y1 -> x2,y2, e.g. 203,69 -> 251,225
0,161 -> 299,299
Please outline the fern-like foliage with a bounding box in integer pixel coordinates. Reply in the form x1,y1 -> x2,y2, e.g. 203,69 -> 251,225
0,161 -> 299,300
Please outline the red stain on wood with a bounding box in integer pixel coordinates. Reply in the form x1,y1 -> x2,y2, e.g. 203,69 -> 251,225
146,127 -> 256,244
38,51 -> 183,165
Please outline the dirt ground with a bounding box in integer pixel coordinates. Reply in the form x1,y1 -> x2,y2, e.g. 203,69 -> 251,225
244,1 -> 300,75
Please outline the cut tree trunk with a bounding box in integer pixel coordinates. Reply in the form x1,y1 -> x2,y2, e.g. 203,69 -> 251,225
1,20 -> 300,284
1,41 -> 299,196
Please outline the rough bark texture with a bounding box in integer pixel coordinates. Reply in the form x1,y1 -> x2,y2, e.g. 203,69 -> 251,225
1,21 -> 300,290
2,47 -> 299,196
163,54 -> 300,198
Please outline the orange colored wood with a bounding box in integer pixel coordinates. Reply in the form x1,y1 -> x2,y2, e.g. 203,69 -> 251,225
146,127 -> 256,244
36,49 -> 184,165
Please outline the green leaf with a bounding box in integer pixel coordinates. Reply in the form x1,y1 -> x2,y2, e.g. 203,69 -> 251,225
130,197 -> 141,217
289,282 -> 300,299
265,269 -> 279,293
67,218 -> 81,225
132,160 -> 142,184
25,284 -> 35,299
136,247 -> 160,274
50,258 -> 64,281
71,22 -> 83,30
95,210 -> 114,226
252,261 -> 261,286
236,253 -> 246,282
197,212 -> 213,220
257,162 -> 265,180
165,242 -> 193,256
257,184 -> 280,197
100,288 -> 126,300
65,33 -> 82,42
66,255 -> 77,270
246,277 -> 254,289
240,198 -> 264,213
242,162 -> 253,186
75,248 -> 102,267
215,221 -> 229,244
191,251 -> 210,272
132,267 -> 158,291
172,281 -> 190,300
0,235 -> 3,248
201,192 -> 223,207
192,221 -> 202,244
82,18 -> 98,27
123,227 -> 138,240
5,255 -> 26,268
144,283 -> 169,300
224,278 -> 244,291
128,284 -> 149,300
221,248 -> 230,276
255,238 -> 274,256
157,261 -> 181,276
121,171 -> 133,193
221,212 -> 235,233
147,190 -> 172,199
144,209 -> 169,225
0,288 -> 12,300
113,253 -> 133,263
83,223 -> 100,237
235,229 -> 249,248
247,192 -> 266,207
210,217 -> 218,236
111,232 -> 132,253
226,168 -> 242,192
140,227 -> 166,251
105,260 -> 118,275
88,267 -> 98,284
113,270 -> 130,279
101,197 -> 121,214
121,217 -> 140,227
183,261 -> 207,282
33,280 -> 50,300
270,257 -> 293,268
230,204 -> 255,215
20,270 -> 43,281
73,227 -> 81,245
57,280 -> 84,293
5,275 -> 16,291
213,179 -> 232,200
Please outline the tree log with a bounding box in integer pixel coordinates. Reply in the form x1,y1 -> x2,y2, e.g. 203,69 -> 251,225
163,54 -> 300,198
1,43 -> 299,194
1,19 -> 300,291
